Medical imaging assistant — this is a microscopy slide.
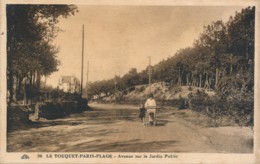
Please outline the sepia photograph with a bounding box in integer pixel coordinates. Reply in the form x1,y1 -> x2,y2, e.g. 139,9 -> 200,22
0,0 -> 259,163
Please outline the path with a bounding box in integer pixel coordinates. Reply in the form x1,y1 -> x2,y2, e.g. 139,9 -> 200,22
7,103 -> 253,153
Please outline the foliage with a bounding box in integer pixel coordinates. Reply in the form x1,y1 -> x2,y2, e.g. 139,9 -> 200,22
189,90 -> 253,127
86,7 -> 254,127
137,86 -> 146,93
7,5 -> 78,104
87,6 -> 254,99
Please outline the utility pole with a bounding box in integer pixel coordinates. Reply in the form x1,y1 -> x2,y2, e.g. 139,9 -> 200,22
80,24 -> 84,97
86,61 -> 89,99
114,76 -> 117,102
148,56 -> 152,94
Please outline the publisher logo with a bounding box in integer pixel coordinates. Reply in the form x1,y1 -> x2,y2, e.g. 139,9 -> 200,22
21,154 -> 30,159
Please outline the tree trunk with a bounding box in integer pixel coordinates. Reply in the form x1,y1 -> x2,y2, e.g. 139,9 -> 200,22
178,75 -> 182,86
36,71 -> 41,89
13,76 -> 17,102
178,68 -> 182,86
23,78 -> 28,105
215,68 -> 219,89
199,74 -> 202,88
7,51 -> 14,106
29,71 -> 33,85
230,64 -> 233,74
209,75 -> 212,88
245,38 -> 249,63
204,74 -> 210,90
32,71 -> 36,85
16,77 -> 23,96
186,73 -> 189,86
191,74 -> 196,86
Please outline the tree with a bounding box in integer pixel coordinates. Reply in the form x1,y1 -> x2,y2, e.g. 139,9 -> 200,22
195,20 -> 228,89
227,7 -> 255,62
86,6 -> 255,106
7,5 -> 78,104
122,68 -> 139,87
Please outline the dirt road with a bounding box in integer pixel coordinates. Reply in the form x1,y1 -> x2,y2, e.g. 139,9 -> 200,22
7,103 -> 253,153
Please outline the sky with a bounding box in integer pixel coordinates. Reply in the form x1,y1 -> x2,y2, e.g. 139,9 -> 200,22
47,5 -> 245,87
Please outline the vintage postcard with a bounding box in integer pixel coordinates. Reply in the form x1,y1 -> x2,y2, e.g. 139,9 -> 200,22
0,0 -> 259,163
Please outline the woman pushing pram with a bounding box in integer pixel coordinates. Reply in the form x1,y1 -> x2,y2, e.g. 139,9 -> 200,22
139,94 -> 157,126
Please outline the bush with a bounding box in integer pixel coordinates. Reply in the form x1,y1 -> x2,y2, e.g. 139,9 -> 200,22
128,86 -> 135,92
178,98 -> 189,109
170,85 -> 182,94
38,99 -> 88,120
160,99 -> 183,107
137,86 -> 145,92
7,106 -> 33,132
189,92 -> 253,127
41,90 -> 82,102
189,89 -> 209,112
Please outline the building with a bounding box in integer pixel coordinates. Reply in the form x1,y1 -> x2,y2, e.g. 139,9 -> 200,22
58,76 -> 80,93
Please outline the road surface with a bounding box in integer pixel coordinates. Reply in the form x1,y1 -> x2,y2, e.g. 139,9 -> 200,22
7,103 -> 253,153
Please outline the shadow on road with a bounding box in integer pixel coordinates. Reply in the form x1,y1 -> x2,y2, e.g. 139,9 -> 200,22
12,106 -> 174,131
156,119 -> 169,126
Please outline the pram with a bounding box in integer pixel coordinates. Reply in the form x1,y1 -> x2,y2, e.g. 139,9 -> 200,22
144,106 -> 157,126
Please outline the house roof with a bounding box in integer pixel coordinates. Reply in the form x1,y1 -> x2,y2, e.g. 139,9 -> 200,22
61,76 -> 73,83
60,76 -> 80,84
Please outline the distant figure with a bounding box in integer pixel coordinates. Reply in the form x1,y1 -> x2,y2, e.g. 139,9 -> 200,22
145,94 -> 157,125
178,95 -> 187,109
139,103 -> 146,124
